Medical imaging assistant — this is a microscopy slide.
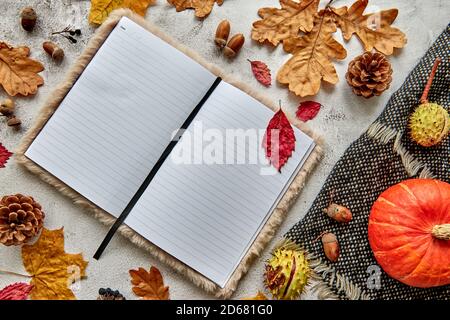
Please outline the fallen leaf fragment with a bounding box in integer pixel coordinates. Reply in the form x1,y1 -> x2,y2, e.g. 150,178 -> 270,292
332,0 -> 407,55
277,10 -> 347,97
296,101 -> 321,122
242,291 -> 268,300
89,0 -> 156,25
0,283 -> 33,300
130,266 -> 169,300
248,59 -> 272,87
0,143 -> 12,168
252,0 -> 319,46
167,0 -> 224,18
22,228 -> 88,300
0,42 -> 44,97
263,108 -> 296,172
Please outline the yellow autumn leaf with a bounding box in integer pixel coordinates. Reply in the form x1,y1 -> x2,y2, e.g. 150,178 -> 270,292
0,42 -> 44,97
251,0 -> 319,46
277,9 -> 347,97
89,0 -> 156,25
332,0 -> 407,55
22,228 -> 88,300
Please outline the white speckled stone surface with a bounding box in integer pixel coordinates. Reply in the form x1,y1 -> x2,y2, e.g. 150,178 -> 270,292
0,0 -> 448,300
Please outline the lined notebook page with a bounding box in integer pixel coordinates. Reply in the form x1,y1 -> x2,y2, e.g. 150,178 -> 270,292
126,81 -> 315,287
25,17 -> 217,216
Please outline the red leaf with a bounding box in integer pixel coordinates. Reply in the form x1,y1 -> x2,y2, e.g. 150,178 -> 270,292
296,101 -> 322,122
248,59 -> 271,87
0,143 -> 12,168
0,282 -> 33,300
263,109 -> 296,172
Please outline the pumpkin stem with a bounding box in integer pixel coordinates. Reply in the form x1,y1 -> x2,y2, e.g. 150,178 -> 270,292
432,224 -> 450,240
420,58 -> 441,104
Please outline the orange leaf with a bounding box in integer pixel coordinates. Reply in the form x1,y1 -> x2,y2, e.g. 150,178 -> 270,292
0,42 -> 44,97
332,0 -> 407,55
130,266 -> 170,300
252,0 -> 319,46
242,291 -> 268,300
277,10 -> 347,97
167,0 -> 224,18
21,228 -> 88,300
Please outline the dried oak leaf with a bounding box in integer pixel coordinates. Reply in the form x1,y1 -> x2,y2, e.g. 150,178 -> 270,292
263,108 -> 296,172
167,0 -> 224,18
0,42 -> 44,97
252,0 -> 319,46
130,266 -> 169,300
0,143 -> 12,168
89,0 -> 156,25
333,0 -> 407,55
296,101 -> 321,122
22,228 -> 88,300
0,283 -> 33,300
277,10 -> 347,97
248,59 -> 271,87
242,291 -> 268,300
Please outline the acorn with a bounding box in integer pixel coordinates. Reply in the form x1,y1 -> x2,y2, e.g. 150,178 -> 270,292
0,99 -> 15,116
20,7 -> 37,32
409,58 -> 449,147
321,232 -> 340,262
7,116 -> 22,128
224,33 -> 245,58
214,20 -> 230,49
323,203 -> 352,223
43,41 -> 64,61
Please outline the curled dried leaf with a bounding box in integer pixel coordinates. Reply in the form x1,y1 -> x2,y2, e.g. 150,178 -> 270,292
0,42 -> 44,96
277,10 -> 347,97
89,0 -> 156,25
252,0 -> 319,46
168,0 -> 224,18
332,0 -> 407,55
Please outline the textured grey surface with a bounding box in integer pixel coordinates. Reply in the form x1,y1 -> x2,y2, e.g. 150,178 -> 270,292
0,0 -> 448,300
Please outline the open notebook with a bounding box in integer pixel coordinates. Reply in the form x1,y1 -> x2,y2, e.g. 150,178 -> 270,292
24,17 -> 315,288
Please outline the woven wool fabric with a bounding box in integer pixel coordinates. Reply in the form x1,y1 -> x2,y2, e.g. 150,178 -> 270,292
286,24 -> 450,300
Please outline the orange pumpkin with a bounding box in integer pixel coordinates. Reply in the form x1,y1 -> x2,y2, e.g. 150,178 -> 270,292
368,179 -> 450,288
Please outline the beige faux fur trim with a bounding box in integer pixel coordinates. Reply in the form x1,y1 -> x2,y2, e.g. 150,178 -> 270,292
15,9 -> 323,299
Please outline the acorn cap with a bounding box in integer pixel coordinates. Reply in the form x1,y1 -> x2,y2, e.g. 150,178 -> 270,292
7,116 -> 21,127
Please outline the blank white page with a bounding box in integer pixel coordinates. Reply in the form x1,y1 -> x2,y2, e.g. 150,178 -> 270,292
25,17 -> 217,216
126,81 -> 315,287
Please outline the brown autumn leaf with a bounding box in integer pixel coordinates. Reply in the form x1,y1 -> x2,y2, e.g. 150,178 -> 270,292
242,291 -> 268,300
252,0 -> 319,46
0,42 -> 44,97
22,228 -> 88,300
130,266 -> 169,300
167,0 -> 224,18
277,9 -> 347,97
89,0 -> 156,25
332,0 -> 407,55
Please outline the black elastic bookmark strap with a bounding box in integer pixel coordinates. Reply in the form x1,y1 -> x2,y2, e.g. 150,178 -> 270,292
94,77 -> 222,260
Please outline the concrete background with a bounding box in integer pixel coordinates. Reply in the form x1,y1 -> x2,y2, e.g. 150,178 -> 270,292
0,0 -> 448,299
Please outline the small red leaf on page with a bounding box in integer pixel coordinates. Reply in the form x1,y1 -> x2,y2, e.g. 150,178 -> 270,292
0,282 -> 33,300
296,101 -> 321,122
0,143 -> 12,168
263,108 -> 296,172
248,59 -> 271,87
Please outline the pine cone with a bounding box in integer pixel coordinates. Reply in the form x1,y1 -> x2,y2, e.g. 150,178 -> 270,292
346,52 -> 393,98
0,194 -> 45,246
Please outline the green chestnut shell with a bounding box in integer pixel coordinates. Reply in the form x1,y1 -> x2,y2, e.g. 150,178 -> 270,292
409,102 -> 449,147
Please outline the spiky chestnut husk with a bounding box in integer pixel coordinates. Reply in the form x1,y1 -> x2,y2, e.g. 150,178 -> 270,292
264,239 -> 309,300
409,103 -> 449,147
408,58 -> 449,147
